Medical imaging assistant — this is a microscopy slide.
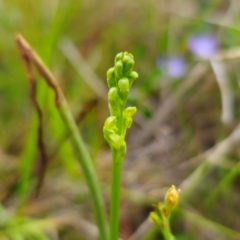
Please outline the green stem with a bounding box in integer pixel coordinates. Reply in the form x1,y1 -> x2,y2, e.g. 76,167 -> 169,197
109,103 -> 125,240
161,218 -> 175,240
59,100 -> 108,240
162,229 -> 175,240
109,149 -> 123,240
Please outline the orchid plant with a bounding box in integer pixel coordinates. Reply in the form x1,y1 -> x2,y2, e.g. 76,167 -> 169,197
103,52 -> 138,240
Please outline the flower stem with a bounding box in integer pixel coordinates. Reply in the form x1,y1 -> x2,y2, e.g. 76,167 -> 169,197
161,218 -> 175,240
162,229 -> 175,240
109,149 -> 123,240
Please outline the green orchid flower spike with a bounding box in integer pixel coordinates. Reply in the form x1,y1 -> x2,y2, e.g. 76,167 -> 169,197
104,52 -> 138,240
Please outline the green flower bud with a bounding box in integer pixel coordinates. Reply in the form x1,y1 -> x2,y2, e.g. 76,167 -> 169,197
128,53 -> 134,59
107,67 -> 116,88
124,117 -> 132,129
123,106 -> 137,117
123,57 -> 134,75
122,52 -> 134,61
114,61 -> 123,79
118,78 -> 129,91
164,185 -> 180,212
150,211 -> 162,226
103,116 -> 124,150
108,133 -> 124,150
123,107 -> 137,128
122,54 -> 130,63
108,87 -> 119,102
118,78 -> 129,103
128,71 -> 139,87
103,116 -> 118,134
122,52 -> 133,58
108,87 -> 119,116
115,52 -> 123,63
157,203 -> 169,219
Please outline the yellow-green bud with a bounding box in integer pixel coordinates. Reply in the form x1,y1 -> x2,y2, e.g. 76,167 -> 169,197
128,71 -> 139,87
123,107 -> 137,128
118,78 -> 129,103
164,185 -> 180,212
108,87 -> 119,116
115,52 -> 123,63
114,61 -> 123,79
157,203 -> 169,219
124,57 -> 134,75
129,71 -> 138,79
122,55 -> 129,61
123,106 -> 137,117
103,116 -> 118,134
107,67 -> 116,88
103,117 -> 125,150
128,53 -> 134,59
108,87 -> 118,101
108,133 -> 124,150
150,212 -> 162,226
118,78 -> 129,91
125,117 -> 132,129
123,52 -> 133,59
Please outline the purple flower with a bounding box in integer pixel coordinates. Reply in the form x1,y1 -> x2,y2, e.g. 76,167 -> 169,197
188,34 -> 218,59
156,55 -> 186,79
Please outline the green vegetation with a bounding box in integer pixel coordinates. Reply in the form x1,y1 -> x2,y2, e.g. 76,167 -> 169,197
1,0 -> 240,239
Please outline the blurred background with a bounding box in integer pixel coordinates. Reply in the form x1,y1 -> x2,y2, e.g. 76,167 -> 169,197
1,0 -> 240,239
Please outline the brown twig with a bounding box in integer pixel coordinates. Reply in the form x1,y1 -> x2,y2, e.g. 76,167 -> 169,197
16,34 -> 49,197
16,34 -> 63,105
